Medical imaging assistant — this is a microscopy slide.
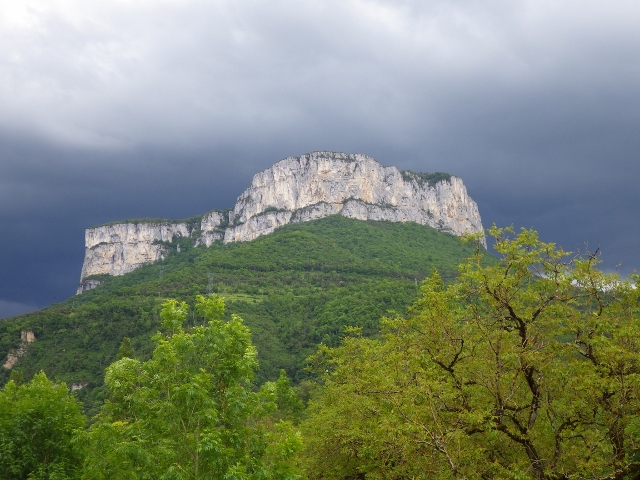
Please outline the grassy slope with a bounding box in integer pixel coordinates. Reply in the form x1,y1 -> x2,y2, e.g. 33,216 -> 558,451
0,216 -> 491,411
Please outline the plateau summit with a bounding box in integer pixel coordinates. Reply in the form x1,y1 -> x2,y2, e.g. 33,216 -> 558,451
77,152 -> 485,293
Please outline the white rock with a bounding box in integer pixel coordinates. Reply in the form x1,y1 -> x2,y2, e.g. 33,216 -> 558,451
224,152 -> 484,244
77,222 -> 190,293
77,152 -> 485,293
196,210 -> 227,247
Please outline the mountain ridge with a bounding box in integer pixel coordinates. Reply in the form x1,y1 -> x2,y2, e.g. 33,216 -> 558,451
77,151 -> 484,293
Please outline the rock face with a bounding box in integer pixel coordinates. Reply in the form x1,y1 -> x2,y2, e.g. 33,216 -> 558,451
3,330 -> 36,369
77,152 -> 485,293
197,211 -> 227,247
224,152 -> 483,242
77,223 -> 190,293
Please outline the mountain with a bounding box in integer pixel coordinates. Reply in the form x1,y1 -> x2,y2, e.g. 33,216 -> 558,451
77,151 -> 484,293
0,152 -> 489,413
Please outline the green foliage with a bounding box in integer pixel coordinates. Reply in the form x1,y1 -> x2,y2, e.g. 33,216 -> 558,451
116,337 -> 134,360
0,372 -> 86,479
302,226 -> 640,479
0,216 -> 485,413
5,222 -> 639,477
400,169 -> 452,187
263,206 -> 286,213
259,370 -> 306,425
9,369 -> 24,385
82,294 -> 301,479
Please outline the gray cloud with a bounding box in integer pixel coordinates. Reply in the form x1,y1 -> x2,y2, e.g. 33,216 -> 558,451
1,0 -> 640,316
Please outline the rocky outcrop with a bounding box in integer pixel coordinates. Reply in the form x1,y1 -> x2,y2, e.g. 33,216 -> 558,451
77,278 -> 104,294
197,211 -> 227,247
77,222 -> 191,294
77,212 -> 228,293
224,152 -> 484,243
77,152 -> 485,293
3,330 -> 36,369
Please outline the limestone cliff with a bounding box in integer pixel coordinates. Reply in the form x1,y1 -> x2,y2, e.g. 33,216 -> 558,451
197,211 -> 227,247
77,152 -> 485,293
224,152 -> 483,243
77,222 -> 191,294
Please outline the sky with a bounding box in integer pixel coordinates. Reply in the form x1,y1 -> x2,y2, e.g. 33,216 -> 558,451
1,0 -> 639,318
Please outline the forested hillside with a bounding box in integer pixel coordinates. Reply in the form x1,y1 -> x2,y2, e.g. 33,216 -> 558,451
0,216 -> 486,412
2,224 -> 639,479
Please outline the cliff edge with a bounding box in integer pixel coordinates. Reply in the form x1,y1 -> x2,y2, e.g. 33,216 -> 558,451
77,151 -> 485,293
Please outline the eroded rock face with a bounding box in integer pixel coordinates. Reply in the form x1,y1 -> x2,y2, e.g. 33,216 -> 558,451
197,211 -> 227,247
224,152 -> 484,243
77,152 -> 485,293
77,223 -> 190,294
78,211 -> 228,292
3,330 -> 36,369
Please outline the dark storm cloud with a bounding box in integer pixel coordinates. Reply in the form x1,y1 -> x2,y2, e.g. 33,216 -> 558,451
1,0 -> 640,316
0,134 -> 249,316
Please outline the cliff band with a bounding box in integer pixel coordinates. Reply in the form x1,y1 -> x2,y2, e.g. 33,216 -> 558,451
77,152 -> 485,293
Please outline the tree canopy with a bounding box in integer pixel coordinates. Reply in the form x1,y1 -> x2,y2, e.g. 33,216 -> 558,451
3,224 -> 640,478
82,294 -> 301,479
0,372 -> 86,479
302,226 -> 640,479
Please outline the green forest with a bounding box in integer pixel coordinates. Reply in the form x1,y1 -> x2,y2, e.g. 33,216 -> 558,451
0,216 -> 485,412
2,219 -> 640,478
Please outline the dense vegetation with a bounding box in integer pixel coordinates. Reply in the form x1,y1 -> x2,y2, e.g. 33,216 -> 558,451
1,296 -> 302,479
2,226 -> 639,479
0,216 -> 484,412
400,169 -> 452,187
302,227 -> 640,479
82,295 -> 302,479
0,372 -> 86,479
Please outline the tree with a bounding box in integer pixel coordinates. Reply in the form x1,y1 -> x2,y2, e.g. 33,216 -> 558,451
302,227 -> 640,479
0,372 -> 86,479
83,294 -> 300,479
116,337 -> 135,360
9,369 -> 24,385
